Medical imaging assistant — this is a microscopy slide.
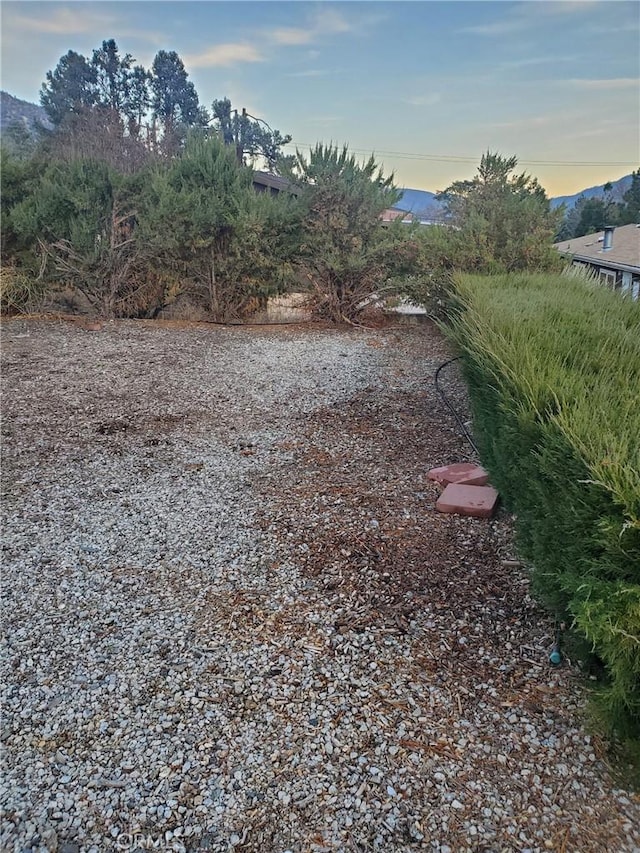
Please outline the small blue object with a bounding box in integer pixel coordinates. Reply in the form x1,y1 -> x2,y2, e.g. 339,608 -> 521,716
549,647 -> 562,666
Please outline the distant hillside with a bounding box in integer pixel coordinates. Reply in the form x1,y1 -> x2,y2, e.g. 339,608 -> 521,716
394,188 -> 446,220
394,174 -> 636,216
549,174 -> 633,210
1,91 -> 51,134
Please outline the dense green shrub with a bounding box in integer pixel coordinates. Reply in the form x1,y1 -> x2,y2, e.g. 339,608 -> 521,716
137,134 -> 296,321
447,271 -> 640,742
9,158 -> 149,317
285,144 -> 401,323
3,134 -> 299,320
399,153 -> 564,315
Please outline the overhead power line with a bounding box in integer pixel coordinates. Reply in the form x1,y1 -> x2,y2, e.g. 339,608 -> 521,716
282,142 -> 637,168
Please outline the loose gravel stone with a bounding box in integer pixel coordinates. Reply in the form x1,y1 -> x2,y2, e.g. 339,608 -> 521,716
1,317 -> 639,853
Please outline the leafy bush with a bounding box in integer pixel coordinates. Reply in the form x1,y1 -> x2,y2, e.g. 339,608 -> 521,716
398,153 -> 564,315
447,271 -> 640,743
10,158 -> 149,317
286,144 -> 401,323
137,134 -> 296,321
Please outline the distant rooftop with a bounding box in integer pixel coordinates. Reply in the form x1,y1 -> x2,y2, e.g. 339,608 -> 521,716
252,171 -> 292,194
554,223 -> 640,272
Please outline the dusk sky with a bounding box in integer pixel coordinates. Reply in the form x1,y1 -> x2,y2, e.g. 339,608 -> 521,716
1,0 -> 638,196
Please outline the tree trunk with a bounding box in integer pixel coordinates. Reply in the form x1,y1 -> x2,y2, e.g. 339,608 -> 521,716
208,249 -> 220,319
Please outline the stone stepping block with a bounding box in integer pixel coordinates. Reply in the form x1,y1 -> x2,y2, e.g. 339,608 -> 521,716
428,462 -> 489,486
435,483 -> 499,518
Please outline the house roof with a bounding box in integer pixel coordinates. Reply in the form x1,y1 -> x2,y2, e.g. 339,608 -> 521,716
252,171 -> 291,193
381,208 -> 414,223
554,223 -> 640,272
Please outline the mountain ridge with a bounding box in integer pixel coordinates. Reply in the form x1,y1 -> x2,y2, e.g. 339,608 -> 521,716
394,173 -> 635,218
549,174 -> 633,210
1,90 -> 52,133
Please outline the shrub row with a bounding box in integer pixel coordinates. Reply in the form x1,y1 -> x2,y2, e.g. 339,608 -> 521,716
446,271 -> 640,742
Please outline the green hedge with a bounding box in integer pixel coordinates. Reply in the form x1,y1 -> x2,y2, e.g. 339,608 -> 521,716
447,271 -> 640,741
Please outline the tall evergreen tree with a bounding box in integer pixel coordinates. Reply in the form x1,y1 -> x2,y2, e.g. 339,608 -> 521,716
211,98 -> 292,171
571,196 -> 618,237
150,51 -> 204,130
127,65 -> 151,135
92,39 -> 134,113
40,50 -> 98,125
41,41 -> 151,142
620,169 -> 640,225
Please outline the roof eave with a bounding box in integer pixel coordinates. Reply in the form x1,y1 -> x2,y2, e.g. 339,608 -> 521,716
557,250 -> 640,274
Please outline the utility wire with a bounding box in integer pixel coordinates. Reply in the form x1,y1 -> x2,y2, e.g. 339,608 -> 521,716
283,142 -> 636,168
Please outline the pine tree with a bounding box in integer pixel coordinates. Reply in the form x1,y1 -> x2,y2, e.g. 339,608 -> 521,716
438,151 -> 562,272
211,98 -> 292,171
620,169 -> 640,225
287,144 -> 400,321
136,134 -> 268,319
92,39 -> 135,114
150,51 -> 204,131
40,50 -> 98,125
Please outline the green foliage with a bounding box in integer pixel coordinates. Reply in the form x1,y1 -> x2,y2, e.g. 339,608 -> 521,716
92,39 -> 135,114
40,40 -> 208,157
38,40 -> 155,170
150,50 -> 205,130
287,143 -> 400,322
10,158 -> 145,316
555,170 -> 640,240
562,196 -> 620,239
401,152 -> 563,313
620,169 -> 640,225
40,50 -> 98,126
211,99 -> 292,171
447,271 -> 640,745
439,151 -> 562,271
90,39 -> 150,137
1,147 -> 47,264
137,134 -> 291,320
37,38 -> 296,170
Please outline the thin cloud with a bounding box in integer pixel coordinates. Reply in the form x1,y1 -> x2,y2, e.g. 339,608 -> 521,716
287,69 -> 333,78
5,5 -> 114,36
499,55 -> 578,70
185,43 -> 264,69
405,93 -> 441,107
182,7 -> 361,74
268,27 -> 314,47
4,5 -> 165,45
265,8 -> 352,48
535,1 -> 602,16
570,78 -> 639,90
461,19 -> 526,36
313,8 -> 352,36
461,0 -> 602,37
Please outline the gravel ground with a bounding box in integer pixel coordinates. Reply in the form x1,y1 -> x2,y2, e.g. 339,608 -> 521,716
1,317 -> 638,853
